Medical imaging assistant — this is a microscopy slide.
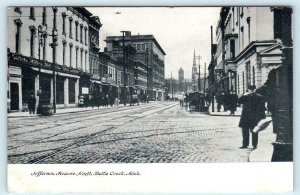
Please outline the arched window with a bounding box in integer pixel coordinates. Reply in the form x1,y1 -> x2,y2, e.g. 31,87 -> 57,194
29,26 -> 36,57
14,19 -> 22,53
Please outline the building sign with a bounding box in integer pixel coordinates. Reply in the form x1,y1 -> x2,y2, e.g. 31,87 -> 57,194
9,66 -> 21,76
82,87 -> 89,94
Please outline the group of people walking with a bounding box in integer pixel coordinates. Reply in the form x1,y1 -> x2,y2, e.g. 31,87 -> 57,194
216,92 -> 238,115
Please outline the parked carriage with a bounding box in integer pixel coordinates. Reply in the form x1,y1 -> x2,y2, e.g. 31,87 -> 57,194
185,91 -> 210,112
130,94 -> 140,106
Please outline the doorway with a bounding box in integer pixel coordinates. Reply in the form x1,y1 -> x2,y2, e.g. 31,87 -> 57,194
10,83 -> 19,110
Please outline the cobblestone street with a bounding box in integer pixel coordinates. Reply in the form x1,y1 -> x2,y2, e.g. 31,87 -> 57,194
8,101 -> 264,163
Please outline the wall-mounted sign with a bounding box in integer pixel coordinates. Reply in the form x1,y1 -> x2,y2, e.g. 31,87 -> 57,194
9,66 -> 21,75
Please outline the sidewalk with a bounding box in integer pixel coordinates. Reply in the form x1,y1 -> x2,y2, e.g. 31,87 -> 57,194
208,105 -> 242,116
7,102 -> 155,118
248,122 -> 276,162
208,103 -> 276,162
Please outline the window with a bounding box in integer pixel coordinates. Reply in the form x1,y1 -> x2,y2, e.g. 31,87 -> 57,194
237,74 -> 239,94
137,44 -> 140,50
69,17 -> 73,39
230,39 -> 235,59
14,19 -> 22,53
247,17 -> 251,44
246,61 -> 251,88
236,7 -> 239,25
80,24 -> 83,43
53,7 -> 57,30
29,26 -> 36,57
242,72 -> 245,93
252,66 -> 255,86
75,21 -> 79,41
14,7 -> 22,14
75,47 -> 78,68
232,8 -> 235,29
62,41 -> 66,65
62,13 -> 66,35
69,44 -> 73,67
142,44 -> 145,50
241,26 -> 244,49
80,49 -> 83,70
42,7 -> 46,25
29,7 -> 35,20
240,7 -> 244,17
42,34 -> 47,60
85,51 -> 87,72
84,27 -> 87,45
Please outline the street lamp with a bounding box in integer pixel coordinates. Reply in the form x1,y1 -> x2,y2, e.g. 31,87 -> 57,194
49,29 -> 58,113
36,25 -> 47,114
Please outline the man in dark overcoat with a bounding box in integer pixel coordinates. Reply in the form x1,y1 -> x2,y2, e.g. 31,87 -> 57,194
28,94 -> 36,114
238,85 -> 266,149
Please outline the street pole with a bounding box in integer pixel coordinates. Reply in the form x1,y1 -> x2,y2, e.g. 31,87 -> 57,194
51,8 -> 58,113
211,25 -> 215,112
37,25 -> 43,114
204,62 -> 207,94
121,31 -> 127,105
196,55 -> 202,92
198,64 -> 201,92
146,48 -> 149,101
171,72 -> 173,99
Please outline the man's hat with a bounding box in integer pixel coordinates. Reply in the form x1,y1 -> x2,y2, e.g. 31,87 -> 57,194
248,85 -> 256,90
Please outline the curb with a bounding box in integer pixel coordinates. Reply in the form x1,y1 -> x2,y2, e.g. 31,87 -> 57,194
7,102 -> 157,119
248,144 -> 274,162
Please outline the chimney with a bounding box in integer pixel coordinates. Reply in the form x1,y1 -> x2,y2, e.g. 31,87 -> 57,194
125,31 -> 131,37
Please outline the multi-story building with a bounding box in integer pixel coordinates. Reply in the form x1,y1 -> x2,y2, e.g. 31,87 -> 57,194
7,7 -> 94,111
104,32 -> 166,100
212,7 -> 293,96
89,16 -> 102,99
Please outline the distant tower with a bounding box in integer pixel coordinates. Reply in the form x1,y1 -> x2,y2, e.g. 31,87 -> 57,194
178,67 -> 184,92
178,67 -> 184,83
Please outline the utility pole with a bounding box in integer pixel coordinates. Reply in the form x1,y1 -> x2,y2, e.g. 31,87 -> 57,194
211,25 -> 215,112
204,62 -> 207,94
121,31 -> 127,105
146,48 -> 149,98
50,8 -> 58,113
196,55 -> 202,92
171,72 -> 174,99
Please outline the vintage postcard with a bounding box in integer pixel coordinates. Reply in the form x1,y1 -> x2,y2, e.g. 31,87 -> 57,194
7,6 -> 293,193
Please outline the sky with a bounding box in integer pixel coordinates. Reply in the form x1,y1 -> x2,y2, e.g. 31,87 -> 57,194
87,7 -> 220,80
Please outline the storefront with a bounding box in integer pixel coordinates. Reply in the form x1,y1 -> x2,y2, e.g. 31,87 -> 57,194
8,66 -> 22,111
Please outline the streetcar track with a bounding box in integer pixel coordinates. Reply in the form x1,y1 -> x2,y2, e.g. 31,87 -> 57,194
7,106 -> 167,150
7,102 -> 157,129
8,103 -> 164,137
9,103 -> 178,164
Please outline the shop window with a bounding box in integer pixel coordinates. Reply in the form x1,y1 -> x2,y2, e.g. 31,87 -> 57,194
69,79 -> 76,104
56,76 -> 64,104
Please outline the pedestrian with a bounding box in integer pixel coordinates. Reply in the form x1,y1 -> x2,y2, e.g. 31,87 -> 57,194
215,93 -> 222,112
28,93 -> 36,115
228,92 -> 238,116
238,85 -> 266,149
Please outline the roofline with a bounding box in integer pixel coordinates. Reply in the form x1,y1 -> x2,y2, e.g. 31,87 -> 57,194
105,35 -> 166,55
234,40 -> 277,62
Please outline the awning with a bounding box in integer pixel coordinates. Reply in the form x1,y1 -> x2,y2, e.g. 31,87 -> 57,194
31,67 -> 80,78
90,79 -> 102,84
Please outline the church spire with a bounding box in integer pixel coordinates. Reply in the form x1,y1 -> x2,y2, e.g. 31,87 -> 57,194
193,49 -> 196,67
